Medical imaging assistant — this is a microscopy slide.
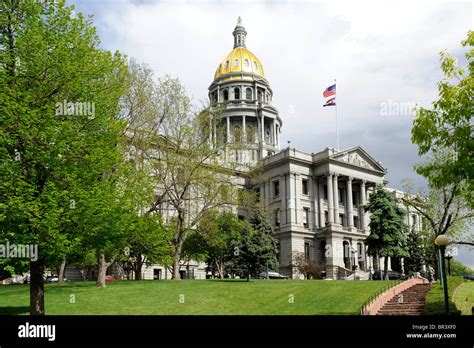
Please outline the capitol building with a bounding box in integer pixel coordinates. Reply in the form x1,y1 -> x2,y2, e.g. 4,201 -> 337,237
129,18 -> 422,281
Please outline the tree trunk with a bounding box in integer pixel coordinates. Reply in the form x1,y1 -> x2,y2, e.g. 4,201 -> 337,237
58,258 -> 66,284
134,259 -> 143,280
96,252 -> 108,288
30,260 -> 45,315
384,256 -> 389,281
172,251 -> 181,280
217,258 -> 224,279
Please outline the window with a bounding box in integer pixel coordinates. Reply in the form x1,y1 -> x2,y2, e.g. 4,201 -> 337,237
246,88 -> 252,99
354,216 -> 359,229
323,185 -> 328,200
244,59 -> 250,67
303,207 -> 310,228
302,179 -> 309,195
233,126 -> 241,143
225,60 -> 230,69
273,180 -> 280,197
246,125 -> 255,143
339,214 -> 345,226
153,269 -> 161,280
274,209 -> 280,228
254,61 -> 258,70
304,242 -> 310,260
324,211 -> 329,225
254,188 -> 260,202
338,188 -> 344,204
234,87 -> 240,100
352,191 -> 357,205
234,58 -> 239,67
223,89 -> 229,101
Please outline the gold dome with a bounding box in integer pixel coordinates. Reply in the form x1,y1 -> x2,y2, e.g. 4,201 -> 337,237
214,47 -> 265,80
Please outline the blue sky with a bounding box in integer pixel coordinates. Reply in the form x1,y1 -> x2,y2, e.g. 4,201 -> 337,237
66,0 -> 473,267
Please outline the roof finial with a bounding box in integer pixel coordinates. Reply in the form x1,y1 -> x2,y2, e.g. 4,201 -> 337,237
237,16 -> 242,26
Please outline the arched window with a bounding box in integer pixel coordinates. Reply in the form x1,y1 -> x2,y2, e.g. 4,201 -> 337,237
234,59 -> 239,67
257,90 -> 263,101
246,125 -> 255,143
225,60 -> 230,69
246,88 -> 252,100
244,59 -> 250,67
234,126 -> 242,143
254,61 -> 258,70
223,89 -> 229,101
234,87 -> 240,100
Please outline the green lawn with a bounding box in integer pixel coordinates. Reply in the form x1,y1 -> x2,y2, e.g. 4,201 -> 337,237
453,280 -> 474,315
424,276 -> 465,315
0,279 -> 398,315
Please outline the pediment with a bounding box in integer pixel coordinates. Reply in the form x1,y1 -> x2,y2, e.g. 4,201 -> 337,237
331,147 -> 386,173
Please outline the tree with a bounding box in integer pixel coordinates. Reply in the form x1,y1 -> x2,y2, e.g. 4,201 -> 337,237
411,31 -> 473,208
126,76 -> 237,280
195,210 -> 243,279
0,1 -> 128,313
364,186 -> 409,280
234,209 -> 278,281
403,228 -> 426,275
291,252 -> 324,279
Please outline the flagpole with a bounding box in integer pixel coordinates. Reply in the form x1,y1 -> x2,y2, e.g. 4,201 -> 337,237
336,79 -> 338,150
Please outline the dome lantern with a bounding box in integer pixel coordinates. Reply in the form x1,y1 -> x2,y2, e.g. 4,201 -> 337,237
233,16 -> 247,48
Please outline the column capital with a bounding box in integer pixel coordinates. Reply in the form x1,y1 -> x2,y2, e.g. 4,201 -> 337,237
347,176 -> 353,182
361,179 -> 367,185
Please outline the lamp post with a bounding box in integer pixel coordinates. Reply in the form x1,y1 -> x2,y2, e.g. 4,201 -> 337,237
446,252 -> 453,276
434,235 -> 449,315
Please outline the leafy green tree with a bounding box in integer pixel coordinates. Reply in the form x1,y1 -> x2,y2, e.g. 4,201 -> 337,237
411,31 -> 473,207
194,210 -> 243,278
235,209 -> 278,281
449,259 -> 474,275
364,186 -> 409,280
404,228 -> 426,274
0,0 -> 128,313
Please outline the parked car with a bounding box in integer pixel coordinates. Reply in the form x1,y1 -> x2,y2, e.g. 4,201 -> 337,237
462,274 -> 474,280
45,276 -> 68,282
372,271 -> 407,280
105,275 -> 122,281
258,271 -> 288,279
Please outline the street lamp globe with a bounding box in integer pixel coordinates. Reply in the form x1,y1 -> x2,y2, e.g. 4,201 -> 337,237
435,234 -> 449,247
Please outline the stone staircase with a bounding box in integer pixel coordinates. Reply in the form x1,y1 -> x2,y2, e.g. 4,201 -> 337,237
376,283 -> 431,315
344,270 -> 370,280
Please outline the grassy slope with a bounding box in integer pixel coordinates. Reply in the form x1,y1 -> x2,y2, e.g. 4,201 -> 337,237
424,276 -> 464,315
0,280 -> 398,315
453,281 -> 474,315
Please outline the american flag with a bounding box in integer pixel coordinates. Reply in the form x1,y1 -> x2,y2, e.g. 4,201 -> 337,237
323,84 -> 336,98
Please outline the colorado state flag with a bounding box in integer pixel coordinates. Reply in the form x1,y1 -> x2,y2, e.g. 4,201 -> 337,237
323,97 -> 336,107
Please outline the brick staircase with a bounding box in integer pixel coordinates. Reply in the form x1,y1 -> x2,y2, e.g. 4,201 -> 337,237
376,283 -> 431,315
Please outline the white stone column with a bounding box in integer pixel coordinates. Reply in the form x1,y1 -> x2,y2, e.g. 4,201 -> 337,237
242,115 -> 246,140
360,180 -> 367,229
333,174 -> 339,224
273,120 -> 277,146
347,177 -> 353,228
226,116 -> 230,143
313,177 -> 320,228
318,178 -> 324,227
327,174 -> 334,224
261,114 -> 265,144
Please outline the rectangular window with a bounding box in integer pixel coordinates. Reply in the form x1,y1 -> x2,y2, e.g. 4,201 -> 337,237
354,216 -> 359,229
302,179 -> 309,195
339,213 -> 345,226
275,209 -> 280,228
304,242 -> 310,260
338,188 -> 344,204
323,185 -> 328,200
324,211 -> 329,225
303,207 -> 310,228
153,269 -> 161,280
273,180 -> 280,197
352,191 -> 357,205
